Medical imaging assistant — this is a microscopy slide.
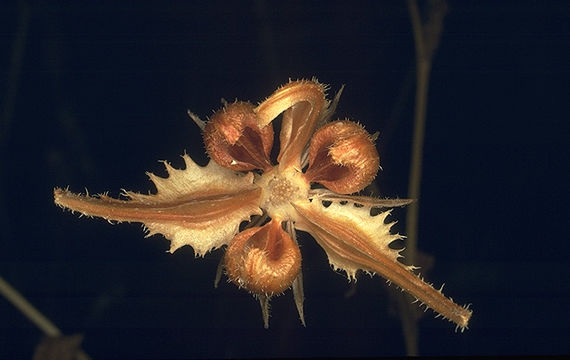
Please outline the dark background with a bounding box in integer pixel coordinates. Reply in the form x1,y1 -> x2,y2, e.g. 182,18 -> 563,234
1,1 -> 568,358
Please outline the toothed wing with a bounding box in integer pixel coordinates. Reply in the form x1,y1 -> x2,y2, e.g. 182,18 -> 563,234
293,198 -> 472,329
54,155 -> 262,256
294,199 -> 404,280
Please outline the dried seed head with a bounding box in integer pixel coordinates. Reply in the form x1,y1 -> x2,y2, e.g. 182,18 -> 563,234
203,102 -> 274,171
304,120 -> 379,194
224,219 -> 301,295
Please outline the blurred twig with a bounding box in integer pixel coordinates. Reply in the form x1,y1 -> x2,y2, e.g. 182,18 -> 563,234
0,276 -> 61,337
401,0 -> 447,356
0,276 -> 91,360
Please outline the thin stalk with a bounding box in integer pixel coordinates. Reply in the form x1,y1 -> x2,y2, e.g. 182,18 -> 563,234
0,275 -> 61,337
0,276 -> 91,359
403,0 -> 447,356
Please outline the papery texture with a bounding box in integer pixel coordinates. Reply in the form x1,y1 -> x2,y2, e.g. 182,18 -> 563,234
294,198 -> 471,329
54,155 -> 262,255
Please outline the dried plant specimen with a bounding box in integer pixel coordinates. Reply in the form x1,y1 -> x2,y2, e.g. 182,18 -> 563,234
54,79 -> 472,330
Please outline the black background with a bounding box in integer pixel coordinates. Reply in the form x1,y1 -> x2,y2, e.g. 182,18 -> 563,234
0,1 -> 568,358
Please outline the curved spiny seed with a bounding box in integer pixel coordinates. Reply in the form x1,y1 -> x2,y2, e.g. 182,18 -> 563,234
224,219 -> 301,295
255,79 -> 326,169
203,102 -> 274,171
304,120 -> 379,194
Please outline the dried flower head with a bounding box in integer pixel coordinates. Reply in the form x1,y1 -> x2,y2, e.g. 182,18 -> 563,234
54,79 -> 472,330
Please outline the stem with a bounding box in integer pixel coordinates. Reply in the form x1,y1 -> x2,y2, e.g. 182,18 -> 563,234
403,0 -> 448,355
0,275 -> 61,337
0,276 -> 92,360
406,60 -> 431,267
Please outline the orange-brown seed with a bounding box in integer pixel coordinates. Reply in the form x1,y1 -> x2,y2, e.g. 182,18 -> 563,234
224,219 -> 301,295
203,102 -> 274,171
304,120 -> 379,194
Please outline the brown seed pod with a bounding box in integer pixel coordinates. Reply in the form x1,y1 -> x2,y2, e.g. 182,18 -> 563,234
304,120 -> 379,194
203,102 -> 274,171
224,219 -> 301,295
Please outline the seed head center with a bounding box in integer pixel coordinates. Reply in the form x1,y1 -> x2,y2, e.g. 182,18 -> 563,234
257,167 -> 309,220
268,177 -> 295,206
